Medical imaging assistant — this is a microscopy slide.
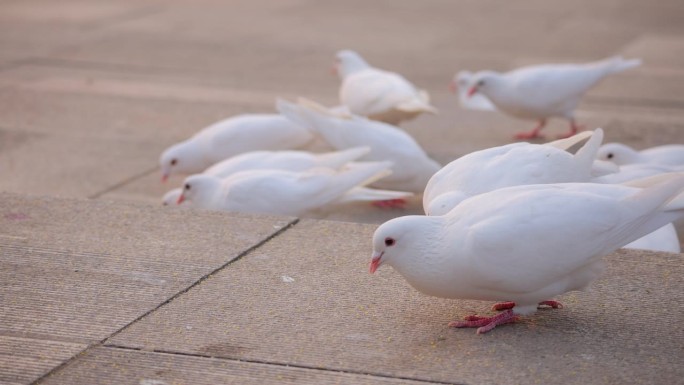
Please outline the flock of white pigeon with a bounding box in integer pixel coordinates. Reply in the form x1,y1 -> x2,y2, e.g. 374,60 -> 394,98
158,50 -> 684,334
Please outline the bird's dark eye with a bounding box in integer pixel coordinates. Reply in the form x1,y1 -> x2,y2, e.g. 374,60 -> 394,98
171,159 -> 178,166
606,153 -> 614,159
184,183 -> 191,191
477,80 -> 485,87
384,237 -> 395,247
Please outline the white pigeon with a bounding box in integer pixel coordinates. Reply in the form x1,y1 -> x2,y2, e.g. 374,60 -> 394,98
592,163 -> 681,253
161,147 -> 371,206
177,162 -> 412,217
466,56 -> 642,139
597,143 -> 684,166
334,50 -> 438,125
277,98 -> 441,193
371,173 -> 684,334
423,129 -> 604,215
159,114 -> 315,181
449,70 -> 497,111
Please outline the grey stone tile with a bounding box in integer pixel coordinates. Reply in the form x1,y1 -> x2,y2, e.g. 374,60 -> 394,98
41,347 -> 445,385
107,219 -> 684,385
0,336 -> 85,385
0,193 -> 294,343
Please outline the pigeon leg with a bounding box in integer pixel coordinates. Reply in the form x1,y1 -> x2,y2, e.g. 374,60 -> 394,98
372,198 -> 407,209
514,120 -> 546,140
538,300 -> 563,309
491,301 -> 516,311
557,119 -> 585,139
448,309 -> 519,334
492,300 -> 563,311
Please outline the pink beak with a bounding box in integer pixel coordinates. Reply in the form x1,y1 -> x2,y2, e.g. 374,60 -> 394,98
177,194 -> 185,204
467,86 -> 478,98
448,80 -> 457,94
330,64 -> 338,76
369,251 -> 383,274
161,174 -> 169,183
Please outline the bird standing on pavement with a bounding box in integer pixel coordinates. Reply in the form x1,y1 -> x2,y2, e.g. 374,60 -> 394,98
277,98 -> 441,194
465,56 -> 642,140
159,114 -> 314,181
371,173 -> 684,334
177,161 -> 411,216
334,50 -> 437,125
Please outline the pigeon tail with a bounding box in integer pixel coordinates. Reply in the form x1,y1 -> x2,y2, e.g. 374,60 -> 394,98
337,186 -> 413,203
315,147 -> 371,169
601,56 -> 643,74
573,128 -> 604,173
545,130 -> 593,153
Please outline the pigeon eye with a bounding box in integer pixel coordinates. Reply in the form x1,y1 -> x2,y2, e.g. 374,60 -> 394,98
477,80 -> 485,87
384,237 -> 396,247
184,183 -> 191,191
171,159 -> 178,166
606,153 -> 614,159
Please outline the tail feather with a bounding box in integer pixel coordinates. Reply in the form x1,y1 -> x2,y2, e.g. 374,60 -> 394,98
545,131 -> 593,153
315,147 -> 371,169
573,128 -> 604,172
624,172 -> 684,213
600,56 -> 642,74
337,187 -> 413,203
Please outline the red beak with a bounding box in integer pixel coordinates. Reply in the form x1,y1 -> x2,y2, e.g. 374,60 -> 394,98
467,86 -> 478,98
161,174 -> 169,183
177,194 -> 185,204
330,64 -> 338,76
369,251 -> 383,274
448,80 -> 457,94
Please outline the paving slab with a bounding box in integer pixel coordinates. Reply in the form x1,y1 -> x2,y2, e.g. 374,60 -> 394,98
0,336 -> 85,385
41,347 -> 445,385
107,219 -> 684,385
0,193 -> 293,382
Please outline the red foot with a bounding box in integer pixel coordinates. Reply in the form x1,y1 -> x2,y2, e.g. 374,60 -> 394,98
448,309 -> 519,334
514,129 -> 545,140
491,300 -> 563,311
372,198 -> 406,209
538,300 -> 563,309
514,120 -> 546,140
491,301 -> 516,311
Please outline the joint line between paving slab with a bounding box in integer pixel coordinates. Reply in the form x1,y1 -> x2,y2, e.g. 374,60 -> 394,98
102,344 -> 465,385
88,165 -> 160,199
30,219 -> 300,385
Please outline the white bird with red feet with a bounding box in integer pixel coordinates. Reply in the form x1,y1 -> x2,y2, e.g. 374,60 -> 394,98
334,50 -> 437,125
597,143 -> 684,166
177,161 -> 412,217
465,56 -> 642,140
159,114 -> 314,181
277,98 -> 441,196
371,173 -> 684,334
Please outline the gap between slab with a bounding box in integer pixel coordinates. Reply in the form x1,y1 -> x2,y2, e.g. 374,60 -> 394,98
30,218 -> 300,385
100,344 -> 466,385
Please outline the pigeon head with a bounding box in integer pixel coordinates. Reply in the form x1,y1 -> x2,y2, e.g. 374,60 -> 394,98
370,215 -> 440,274
159,140 -> 206,182
334,50 -> 370,79
596,143 -> 640,166
177,174 -> 222,207
449,71 -> 472,93
467,71 -> 501,98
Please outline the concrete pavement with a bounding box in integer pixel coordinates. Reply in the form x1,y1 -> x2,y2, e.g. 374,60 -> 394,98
1,0 -> 684,384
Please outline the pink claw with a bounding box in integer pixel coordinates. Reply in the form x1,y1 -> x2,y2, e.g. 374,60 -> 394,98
449,309 -> 520,334
492,300 -> 563,311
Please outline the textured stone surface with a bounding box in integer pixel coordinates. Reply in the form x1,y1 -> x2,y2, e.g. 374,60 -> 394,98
108,219 -> 684,385
0,193 -> 293,383
41,347 -> 445,385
